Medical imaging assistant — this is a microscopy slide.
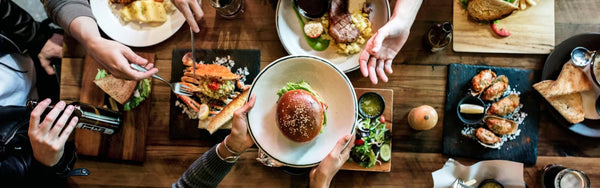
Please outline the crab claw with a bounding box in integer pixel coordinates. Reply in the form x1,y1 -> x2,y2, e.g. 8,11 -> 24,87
182,52 -> 195,67
177,94 -> 202,112
179,82 -> 200,92
237,80 -> 250,91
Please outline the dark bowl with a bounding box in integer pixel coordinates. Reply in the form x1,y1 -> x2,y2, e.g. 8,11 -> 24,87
596,95 -> 600,115
478,179 -> 504,188
456,95 -> 486,125
590,54 -> 600,87
358,92 -> 385,119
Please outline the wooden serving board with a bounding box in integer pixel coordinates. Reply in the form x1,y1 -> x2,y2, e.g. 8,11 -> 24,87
75,53 -> 153,162
340,88 -> 393,172
452,0 -> 554,54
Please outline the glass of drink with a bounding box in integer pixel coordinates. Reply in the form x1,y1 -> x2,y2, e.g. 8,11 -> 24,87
541,164 -> 590,188
210,0 -> 245,19
294,0 -> 329,19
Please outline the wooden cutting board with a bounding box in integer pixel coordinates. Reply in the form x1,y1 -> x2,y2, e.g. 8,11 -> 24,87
340,88 -> 393,172
452,0 -> 554,54
75,53 -> 153,162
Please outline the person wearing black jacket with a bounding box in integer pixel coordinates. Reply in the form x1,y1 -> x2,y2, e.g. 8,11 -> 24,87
0,0 -> 83,186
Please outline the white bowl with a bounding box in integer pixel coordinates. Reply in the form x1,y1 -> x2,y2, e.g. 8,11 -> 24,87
247,55 -> 357,167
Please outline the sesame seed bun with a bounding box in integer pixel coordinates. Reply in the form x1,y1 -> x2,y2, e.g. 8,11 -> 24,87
276,89 -> 324,142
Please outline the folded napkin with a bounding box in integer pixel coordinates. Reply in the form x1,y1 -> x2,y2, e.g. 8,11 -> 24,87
432,158 -> 525,188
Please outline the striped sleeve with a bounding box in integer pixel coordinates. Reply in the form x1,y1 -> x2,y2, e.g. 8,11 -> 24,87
172,145 -> 235,188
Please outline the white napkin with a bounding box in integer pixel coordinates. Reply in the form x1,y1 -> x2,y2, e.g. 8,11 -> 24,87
432,158 -> 525,188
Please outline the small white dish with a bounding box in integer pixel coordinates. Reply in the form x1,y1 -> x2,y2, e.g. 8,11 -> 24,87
90,0 -> 185,47
247,55 -> 357,167
275,0 -> 390,73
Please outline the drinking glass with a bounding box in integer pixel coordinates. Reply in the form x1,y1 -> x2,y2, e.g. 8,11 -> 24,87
210,0 -> 245,19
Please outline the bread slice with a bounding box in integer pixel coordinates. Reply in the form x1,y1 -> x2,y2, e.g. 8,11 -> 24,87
545,63 -> 592,97
94,75 -> 138,104
533,80 -> 585,124
467,0 -> 518,21
205,90 -> 250,134
547,93 -> 585,124
532,80 -> 554,97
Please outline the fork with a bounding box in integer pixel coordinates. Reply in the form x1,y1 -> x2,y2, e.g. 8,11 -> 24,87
451,179 -> 475,188
130,64 -> 192,96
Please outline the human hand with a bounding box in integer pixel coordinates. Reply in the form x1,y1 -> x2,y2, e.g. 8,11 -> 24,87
38,33 -> 63,75
359,22 -> 410,84
309,134 -> 354,188
173,0 -> 204,33
28,99 -> 78,167
225,94 -> 256,153
85,37 -> 158,80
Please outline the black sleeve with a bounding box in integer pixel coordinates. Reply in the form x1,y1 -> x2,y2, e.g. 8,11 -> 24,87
0,0 -> 52,55
0,106 -> 77,184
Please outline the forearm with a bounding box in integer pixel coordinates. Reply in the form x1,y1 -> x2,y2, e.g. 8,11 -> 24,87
68,16 -> 103,48
41,0 -> 95,35
172,145 -> 235,188
389,0 -> 423,28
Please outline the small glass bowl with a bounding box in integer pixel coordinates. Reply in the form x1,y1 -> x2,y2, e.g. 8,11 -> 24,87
590,55 -> 600,87
478,179 -> 504,188
456,95 -> 486,125
358,92 -> 385,119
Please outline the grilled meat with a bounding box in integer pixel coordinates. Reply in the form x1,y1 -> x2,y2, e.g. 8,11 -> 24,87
329,0 -> 359,43
111,0 -> 134,4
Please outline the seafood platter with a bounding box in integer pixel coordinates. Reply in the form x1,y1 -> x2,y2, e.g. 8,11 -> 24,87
442,64 -> 541,165
168,49 -> 260,140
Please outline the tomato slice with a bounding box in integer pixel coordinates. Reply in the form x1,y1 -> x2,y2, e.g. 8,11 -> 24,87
355,138 -> 365,146
208,80 -> 220,91
491,22 -> 511,37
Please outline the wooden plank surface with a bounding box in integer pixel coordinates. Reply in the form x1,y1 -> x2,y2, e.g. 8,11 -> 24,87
341,88 -> 394,172
58,0 -> 600,186
452,0 -> 555,54
68,146 -> 600,187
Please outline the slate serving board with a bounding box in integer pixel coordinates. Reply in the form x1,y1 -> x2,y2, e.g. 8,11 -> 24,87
169,49 -> 260,140
443,64 -> 540,165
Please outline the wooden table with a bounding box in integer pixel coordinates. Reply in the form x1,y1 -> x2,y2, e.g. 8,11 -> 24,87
60,0 -> 600,187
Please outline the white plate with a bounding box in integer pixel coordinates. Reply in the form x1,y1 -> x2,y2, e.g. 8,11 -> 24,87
275,0 -> 390,73
90,0 -> 185,47
247,55 -> 357,167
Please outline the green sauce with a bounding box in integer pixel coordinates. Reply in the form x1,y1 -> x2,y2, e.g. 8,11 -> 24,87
360,94 -> 383,117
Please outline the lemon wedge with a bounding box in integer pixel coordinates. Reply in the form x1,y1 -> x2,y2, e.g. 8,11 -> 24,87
198,104 -> 209,120
460,104 -> 484,114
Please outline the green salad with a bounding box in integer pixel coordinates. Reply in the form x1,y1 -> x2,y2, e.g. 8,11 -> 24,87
350,114 -> 391,168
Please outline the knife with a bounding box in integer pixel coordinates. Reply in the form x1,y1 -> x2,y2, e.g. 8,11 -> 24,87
190,27 -> 196,79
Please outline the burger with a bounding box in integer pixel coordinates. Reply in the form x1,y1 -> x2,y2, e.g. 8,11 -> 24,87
276,81 -> 327,142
